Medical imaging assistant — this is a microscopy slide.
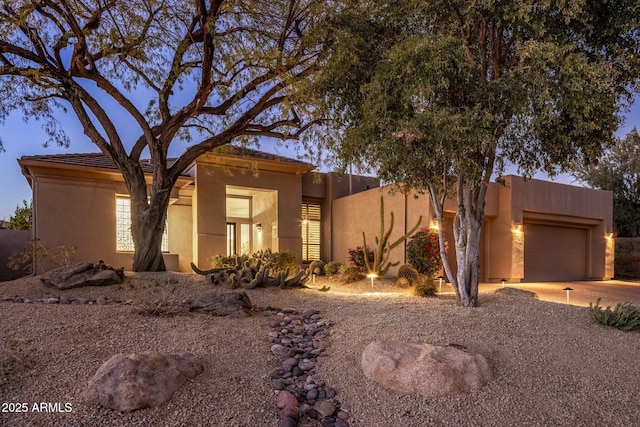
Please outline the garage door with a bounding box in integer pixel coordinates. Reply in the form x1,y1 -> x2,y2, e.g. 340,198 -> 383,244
524,223 -> 588,281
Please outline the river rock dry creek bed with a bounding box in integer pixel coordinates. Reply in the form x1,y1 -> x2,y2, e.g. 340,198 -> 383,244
1,272 -> 640,426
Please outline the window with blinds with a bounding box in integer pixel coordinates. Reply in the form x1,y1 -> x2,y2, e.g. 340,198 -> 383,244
301,202 -> 321,262
116,196 -> 168,252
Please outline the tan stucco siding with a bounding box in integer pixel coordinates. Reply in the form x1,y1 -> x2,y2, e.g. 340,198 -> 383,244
192,161 -> 304,267
331,187 -> 433,276
32,176 -> 120,271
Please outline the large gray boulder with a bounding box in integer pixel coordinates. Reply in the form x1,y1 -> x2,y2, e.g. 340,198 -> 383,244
361,341 -> 492,397
83,352 -> 203,412
41,261 -> 124,290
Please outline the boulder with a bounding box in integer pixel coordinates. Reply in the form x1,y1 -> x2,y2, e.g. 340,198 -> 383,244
83,352 -> 203,412
41,261 -> 124,290
182,291 -> 253,317
361,341 -> 492,397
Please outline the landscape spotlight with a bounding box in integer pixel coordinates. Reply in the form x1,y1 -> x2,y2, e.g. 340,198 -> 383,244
366,273 -> 377,287
563,287 -> 573,303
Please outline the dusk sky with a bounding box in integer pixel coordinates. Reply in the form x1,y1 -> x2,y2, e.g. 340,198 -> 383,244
1,96 -> 639,220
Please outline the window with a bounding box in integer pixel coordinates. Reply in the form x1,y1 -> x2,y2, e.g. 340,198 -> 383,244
302,202 -> 321,262
116,196 -> 168,252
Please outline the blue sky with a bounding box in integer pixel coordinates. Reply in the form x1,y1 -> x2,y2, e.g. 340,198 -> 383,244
1,97 -> 639,220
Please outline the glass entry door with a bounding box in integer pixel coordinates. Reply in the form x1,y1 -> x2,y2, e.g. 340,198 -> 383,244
226,196 -> 252,256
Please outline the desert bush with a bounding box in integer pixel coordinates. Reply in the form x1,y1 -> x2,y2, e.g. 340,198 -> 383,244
589,298 -> 640,331
324,261 -> 343,275
414,276 -> 437,297
210,254 -> 242,268
347,246 -> 375,270
339,264 -> 363,283
7,239 -> 75,275
406,228 -> 445,277
132,286 -> 187,317
254,249 -> 298,273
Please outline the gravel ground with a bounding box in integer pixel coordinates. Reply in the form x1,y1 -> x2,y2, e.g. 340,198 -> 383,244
1,272 -> 639,426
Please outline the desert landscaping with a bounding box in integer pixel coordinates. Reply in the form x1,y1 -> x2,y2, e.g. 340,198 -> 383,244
1,271 -> 640,427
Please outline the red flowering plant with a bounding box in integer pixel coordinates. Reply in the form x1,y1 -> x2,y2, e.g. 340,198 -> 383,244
406,228 -> 447,277
347,246 -> 375,271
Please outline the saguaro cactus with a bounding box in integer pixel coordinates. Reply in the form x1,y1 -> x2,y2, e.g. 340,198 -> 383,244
363,196 -> 422,276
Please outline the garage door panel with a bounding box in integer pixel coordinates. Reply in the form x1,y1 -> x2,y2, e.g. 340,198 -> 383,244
524,223 -> 587,281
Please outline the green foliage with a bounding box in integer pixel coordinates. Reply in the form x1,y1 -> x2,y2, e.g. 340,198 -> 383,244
308,0 -> 640,306
210,254 -> 246,268
589,298 -> 640,331
7,200 -> 32,230
407,228 -> 445,277
339,264 -> 363,283
414,276 -> 437,298
324,261 -> 343,275
572,129 -> 640,237
210,249 -> 297,274
0,1 -> 328,271
397,264 -> 419,285
253,249 -> 298,273
7,239 -> 75,275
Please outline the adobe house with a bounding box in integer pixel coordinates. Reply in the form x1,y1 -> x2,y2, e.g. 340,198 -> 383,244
18,148 -> 614,281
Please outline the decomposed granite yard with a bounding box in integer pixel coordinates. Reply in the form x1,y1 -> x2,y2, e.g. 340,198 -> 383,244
1,272 -> 639,427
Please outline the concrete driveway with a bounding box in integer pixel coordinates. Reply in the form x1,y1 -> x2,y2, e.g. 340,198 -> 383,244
476,280 -> 640,307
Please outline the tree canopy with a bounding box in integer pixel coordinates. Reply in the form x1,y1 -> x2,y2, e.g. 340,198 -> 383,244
0,0 -> 326,270
573,128 -> 640,237
310,0 -> 640,306
5,199 -> 32,230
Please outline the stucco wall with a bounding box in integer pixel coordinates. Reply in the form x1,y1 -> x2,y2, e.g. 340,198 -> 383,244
0,229 -> 31,281
29,174 -> 185,273
331,187 -> 433,276
193,160 -> 304,268
488,176 -> 613,281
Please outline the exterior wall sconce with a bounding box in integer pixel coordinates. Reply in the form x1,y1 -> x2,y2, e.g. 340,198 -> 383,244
512,223 -> 523,235
431,220 -> 439,231
605,232 -> 614,240
256,223 -> 262,233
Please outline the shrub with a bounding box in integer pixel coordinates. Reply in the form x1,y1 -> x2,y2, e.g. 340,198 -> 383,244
210,254 -> 241,268
132,286 -> 187,317
407,228 -> 445,277
589,298 -> 640,331
324,261 -> 343,275
414,276 -> 437,297
7,239 -> 75,275
339,264 -> 363,283
347,246 -> 375,270
254,249 -> 298,273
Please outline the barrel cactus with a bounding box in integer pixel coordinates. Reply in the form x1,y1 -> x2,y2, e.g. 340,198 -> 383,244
397,264 -> 419,286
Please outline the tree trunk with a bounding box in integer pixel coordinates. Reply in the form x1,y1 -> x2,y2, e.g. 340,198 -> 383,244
125,166 -> 170,272
432,176 -> 487,307
453,212 -> 483,307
